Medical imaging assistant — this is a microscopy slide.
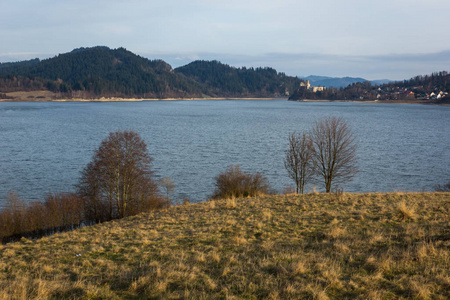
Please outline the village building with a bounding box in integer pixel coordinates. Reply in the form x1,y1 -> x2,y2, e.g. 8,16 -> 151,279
405,91 -> 415,99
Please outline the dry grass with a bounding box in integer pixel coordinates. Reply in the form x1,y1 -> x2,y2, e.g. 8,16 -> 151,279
4,90 -> 57,101
0,192 -> 449,299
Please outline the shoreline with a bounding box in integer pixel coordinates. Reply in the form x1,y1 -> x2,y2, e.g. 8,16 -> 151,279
53,97 -> 286,102
1,95 -> 448,106
291,98 -> 450,106
0,96 -> 287,102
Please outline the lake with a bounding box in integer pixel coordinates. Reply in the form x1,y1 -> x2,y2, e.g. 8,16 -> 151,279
0,100 -> 449,207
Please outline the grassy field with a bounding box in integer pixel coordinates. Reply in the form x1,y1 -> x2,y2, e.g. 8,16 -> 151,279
2,91 -> 57,101
0,192 -> 449,299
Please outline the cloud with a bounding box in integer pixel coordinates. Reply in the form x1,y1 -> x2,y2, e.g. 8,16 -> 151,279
1,0 -> 449,80
3,0 -> 450,58
99,24 -> 133,35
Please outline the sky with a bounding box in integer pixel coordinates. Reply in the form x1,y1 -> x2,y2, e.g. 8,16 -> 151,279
1,0 -> 449,80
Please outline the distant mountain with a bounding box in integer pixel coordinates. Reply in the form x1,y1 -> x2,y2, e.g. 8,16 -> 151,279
0,47 -> 303,99
370,79 -> 392,85
302,75 -> 366,88
300,75 -> 392,88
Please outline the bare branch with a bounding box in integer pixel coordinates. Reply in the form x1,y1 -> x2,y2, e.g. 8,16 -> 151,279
310,116 -> 358,193
77,130 -> 163,222
284,131 -> 315,194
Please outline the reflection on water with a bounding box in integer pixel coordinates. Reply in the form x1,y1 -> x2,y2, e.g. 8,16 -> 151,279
0,100 -> 449,207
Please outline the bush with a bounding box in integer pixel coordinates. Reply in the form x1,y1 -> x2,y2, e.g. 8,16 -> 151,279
0,192 -> 84,243
211,165 -> 270,199
435,180 -> 450,192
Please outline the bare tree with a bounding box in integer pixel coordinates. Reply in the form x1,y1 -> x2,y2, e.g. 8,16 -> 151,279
284,131 -> 315,194
160,177 -> 175,204
77,161 -> 107,223
77,130 -> 162,221
310,116 -> 358,193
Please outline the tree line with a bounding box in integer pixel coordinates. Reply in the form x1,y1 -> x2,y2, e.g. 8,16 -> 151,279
1,47 -> 448,101
175,60 -> 301,97
289,71 -> 450,101
0,47 -> 303,99
0,47 -> 205,98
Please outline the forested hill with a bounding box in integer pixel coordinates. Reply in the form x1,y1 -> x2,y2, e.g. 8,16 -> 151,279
175,60 -> 301,97
0,47 -> 203,99
0,47 -> 303,99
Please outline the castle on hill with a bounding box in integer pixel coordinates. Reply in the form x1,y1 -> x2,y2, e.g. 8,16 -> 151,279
300,80 -> 325,93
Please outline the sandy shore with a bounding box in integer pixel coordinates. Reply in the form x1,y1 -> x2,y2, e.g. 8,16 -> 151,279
0,90 -> 290,102
1,91 -> 447,105
292,98 -> 449,106
55,97 -> 286,102
1,96 -> 287,102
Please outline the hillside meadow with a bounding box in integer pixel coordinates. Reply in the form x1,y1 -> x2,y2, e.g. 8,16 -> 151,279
0,192 -> 449,299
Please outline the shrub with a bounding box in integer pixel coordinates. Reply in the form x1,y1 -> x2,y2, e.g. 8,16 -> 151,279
44,193 -> 84,230
0,192 -> 84,243
0,192 -> 26,239
211,165 -> 270,199
395,201 -> 416,221
435,180 -> 450,192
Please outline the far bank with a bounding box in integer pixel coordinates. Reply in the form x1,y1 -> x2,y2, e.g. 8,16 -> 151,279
1,92 -> 449,106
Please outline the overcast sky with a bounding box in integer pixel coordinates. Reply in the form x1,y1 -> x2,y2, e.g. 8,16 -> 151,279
1,0 -> 449,80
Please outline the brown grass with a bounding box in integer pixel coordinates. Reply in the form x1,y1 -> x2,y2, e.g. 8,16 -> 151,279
0,192 -> 449,299
4,90 -> 57,101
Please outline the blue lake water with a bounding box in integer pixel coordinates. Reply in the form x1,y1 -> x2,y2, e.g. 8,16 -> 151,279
0,100 -> 449,207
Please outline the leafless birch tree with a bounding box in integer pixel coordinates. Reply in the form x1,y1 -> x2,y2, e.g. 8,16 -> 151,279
310,116 -> 358,193
284,132 -> 315,194
160,177 -> 175,204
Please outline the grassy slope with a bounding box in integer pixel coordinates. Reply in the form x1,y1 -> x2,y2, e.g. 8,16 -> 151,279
0,193 -> 449,299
